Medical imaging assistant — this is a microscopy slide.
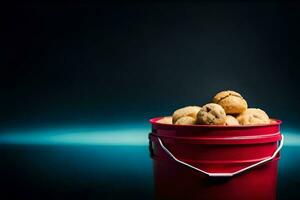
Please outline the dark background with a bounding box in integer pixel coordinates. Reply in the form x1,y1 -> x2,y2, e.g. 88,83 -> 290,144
1,2 -> 300,200
1,2 -> 300,130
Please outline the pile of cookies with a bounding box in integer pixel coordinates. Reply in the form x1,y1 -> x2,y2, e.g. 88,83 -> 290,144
158,90 -> 271,126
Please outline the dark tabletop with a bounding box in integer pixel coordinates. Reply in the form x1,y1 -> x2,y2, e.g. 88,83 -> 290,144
0,126 -> 299,200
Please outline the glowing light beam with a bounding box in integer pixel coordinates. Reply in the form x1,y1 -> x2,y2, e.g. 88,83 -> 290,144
0,127 -> 298,146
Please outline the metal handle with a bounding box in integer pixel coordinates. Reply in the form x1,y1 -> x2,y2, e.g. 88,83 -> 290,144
157,135 -> 284,177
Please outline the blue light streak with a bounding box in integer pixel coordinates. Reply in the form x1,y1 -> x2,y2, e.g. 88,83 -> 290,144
0,125 -> 148,146
0,126 -> 298,146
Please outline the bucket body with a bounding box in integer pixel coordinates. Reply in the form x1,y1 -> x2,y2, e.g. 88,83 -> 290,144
149,117 -> 282,200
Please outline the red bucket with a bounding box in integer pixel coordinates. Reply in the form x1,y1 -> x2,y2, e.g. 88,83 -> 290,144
149,117 -> 283,200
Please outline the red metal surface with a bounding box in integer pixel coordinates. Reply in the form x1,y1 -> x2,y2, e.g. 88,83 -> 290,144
149,117 -> 282,200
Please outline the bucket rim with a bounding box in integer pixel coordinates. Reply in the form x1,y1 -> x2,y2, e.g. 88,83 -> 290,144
149,132 -> 282,144
150,117 -> 282,128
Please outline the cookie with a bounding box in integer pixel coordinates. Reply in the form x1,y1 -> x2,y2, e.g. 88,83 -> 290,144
225,115 -> 239,126
175,116 -> 196,125
172,106 -> 201,124
197,103 -> 226,125
213,90 -> 248,114
237,108 -> 270,125
157,116 -> 173,124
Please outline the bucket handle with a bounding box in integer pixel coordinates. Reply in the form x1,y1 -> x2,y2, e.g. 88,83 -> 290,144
156,135 -> 284,177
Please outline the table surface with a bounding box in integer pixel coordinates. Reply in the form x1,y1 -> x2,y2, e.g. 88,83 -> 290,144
0,125 -> 299,200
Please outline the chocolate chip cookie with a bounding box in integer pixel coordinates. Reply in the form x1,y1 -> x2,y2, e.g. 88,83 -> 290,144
225,115 -> 239,126
172,106 -> 201,124
157,116 -> 173,124
197,103 -> 226,125
237,108 -> 270,125
175,116 -> 196,125
213,90 -> 248,114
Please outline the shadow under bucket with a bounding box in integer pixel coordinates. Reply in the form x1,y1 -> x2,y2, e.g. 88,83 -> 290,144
149,117 -> 283,200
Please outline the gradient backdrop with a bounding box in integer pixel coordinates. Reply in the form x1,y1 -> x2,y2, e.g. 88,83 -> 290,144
1,2 -> 300,200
